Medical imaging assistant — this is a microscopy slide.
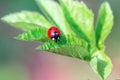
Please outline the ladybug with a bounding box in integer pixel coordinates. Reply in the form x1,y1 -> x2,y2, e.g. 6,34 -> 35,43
48,26 -> 60,42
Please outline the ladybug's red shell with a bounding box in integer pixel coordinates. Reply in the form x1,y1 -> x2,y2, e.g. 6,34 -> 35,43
48,26 -> 60,42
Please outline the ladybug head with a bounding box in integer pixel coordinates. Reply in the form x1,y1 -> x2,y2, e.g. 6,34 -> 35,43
51,32 -> 60,42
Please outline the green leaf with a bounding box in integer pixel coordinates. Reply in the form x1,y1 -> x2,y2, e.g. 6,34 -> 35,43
90,51 -> 112,80
96,2 -> 114,50
37,36 -> 90,60
36,0 -> 73,35
1,11 -> 51,31
16,27 -> 49,42
59,0 -> 95,43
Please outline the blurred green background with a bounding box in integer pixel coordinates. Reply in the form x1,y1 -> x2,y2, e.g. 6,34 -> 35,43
0,0 -> 120,80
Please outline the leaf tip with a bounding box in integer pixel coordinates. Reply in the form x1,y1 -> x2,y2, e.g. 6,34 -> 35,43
15,34 -> 25,41
102,1 -> 112,11
36,45 -> 44,51
13,36 -> 24,41
1,16 -> 6,22
13,36 -> 17,39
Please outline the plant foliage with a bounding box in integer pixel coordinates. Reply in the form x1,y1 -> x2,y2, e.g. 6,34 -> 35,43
1,0 -> 114,80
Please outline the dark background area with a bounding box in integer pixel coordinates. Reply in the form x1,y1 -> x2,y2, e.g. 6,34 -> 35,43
0,0 -> 120,80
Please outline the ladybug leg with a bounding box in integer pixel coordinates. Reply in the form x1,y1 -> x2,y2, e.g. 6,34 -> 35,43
51,37 -> 58,42
52,37 -> 55,41
50,32 -> 60,42
57,36 -> 60,40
